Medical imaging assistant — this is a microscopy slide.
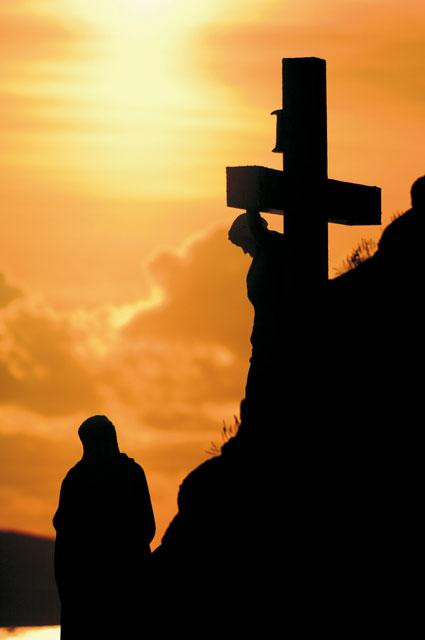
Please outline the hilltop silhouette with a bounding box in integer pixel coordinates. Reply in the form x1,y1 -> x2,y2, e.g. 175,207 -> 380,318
150,178 -> 425,634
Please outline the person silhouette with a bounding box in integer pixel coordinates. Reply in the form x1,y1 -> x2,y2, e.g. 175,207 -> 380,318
228,210 -> 285,420
53,415 -> 155,639
377,175 -> 425,291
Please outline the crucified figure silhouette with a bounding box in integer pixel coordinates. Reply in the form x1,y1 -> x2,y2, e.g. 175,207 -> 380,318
228,209 -> 286,422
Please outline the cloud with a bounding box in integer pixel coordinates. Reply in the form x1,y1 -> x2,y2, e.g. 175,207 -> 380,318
0,303 -> 101,416
0,4 -> 90,62
194,0 -> 425,109
113,227 -> 252,426
1,223 -> 251,419
0,224 -> 255,539
0,3 -> 98,184
0,92 -> 99,134
126,227 -> 251,353
0,180 -> 227,311
0,273 -> 21,309
3,0 -> 425,544
0,430 -> 80,535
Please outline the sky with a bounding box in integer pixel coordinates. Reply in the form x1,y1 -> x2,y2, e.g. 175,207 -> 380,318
1,0 -> 425,547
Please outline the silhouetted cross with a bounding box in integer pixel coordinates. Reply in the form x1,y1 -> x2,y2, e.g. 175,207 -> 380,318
227,57 -> 381,294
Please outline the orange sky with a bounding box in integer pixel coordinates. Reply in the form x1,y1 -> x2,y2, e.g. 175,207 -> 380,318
1,0 -> 425,545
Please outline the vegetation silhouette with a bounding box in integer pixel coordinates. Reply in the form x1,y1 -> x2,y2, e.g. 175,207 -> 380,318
334,237 -> 378,275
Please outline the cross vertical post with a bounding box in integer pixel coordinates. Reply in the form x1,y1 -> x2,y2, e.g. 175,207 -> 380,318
282,58 -> 328,294
226,57 -> 381,296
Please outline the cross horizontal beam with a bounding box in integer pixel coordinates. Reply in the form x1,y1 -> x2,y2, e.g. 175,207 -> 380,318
226,165 -> 381,226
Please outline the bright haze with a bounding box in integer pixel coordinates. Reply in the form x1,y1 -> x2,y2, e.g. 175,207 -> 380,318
1,0 -> 425,544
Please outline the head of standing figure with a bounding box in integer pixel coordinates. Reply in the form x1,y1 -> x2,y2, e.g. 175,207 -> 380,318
228,213 -> 260,257
78,415 -> 120,462
411,176 -> 425,211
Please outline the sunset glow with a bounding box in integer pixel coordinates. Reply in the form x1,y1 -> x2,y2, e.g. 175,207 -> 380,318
2,0 -> 425,567
0,627 -> 59,640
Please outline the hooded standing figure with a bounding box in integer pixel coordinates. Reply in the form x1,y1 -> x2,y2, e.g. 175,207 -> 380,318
53,415 -> 155,639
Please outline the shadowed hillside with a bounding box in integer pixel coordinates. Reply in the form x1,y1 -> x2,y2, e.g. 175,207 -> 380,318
0,531 -> 60,627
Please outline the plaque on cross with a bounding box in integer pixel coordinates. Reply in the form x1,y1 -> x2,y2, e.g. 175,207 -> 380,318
226,57 -> 381,294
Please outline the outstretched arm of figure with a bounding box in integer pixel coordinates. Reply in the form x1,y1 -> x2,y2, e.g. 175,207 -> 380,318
245,209 -> 270,247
